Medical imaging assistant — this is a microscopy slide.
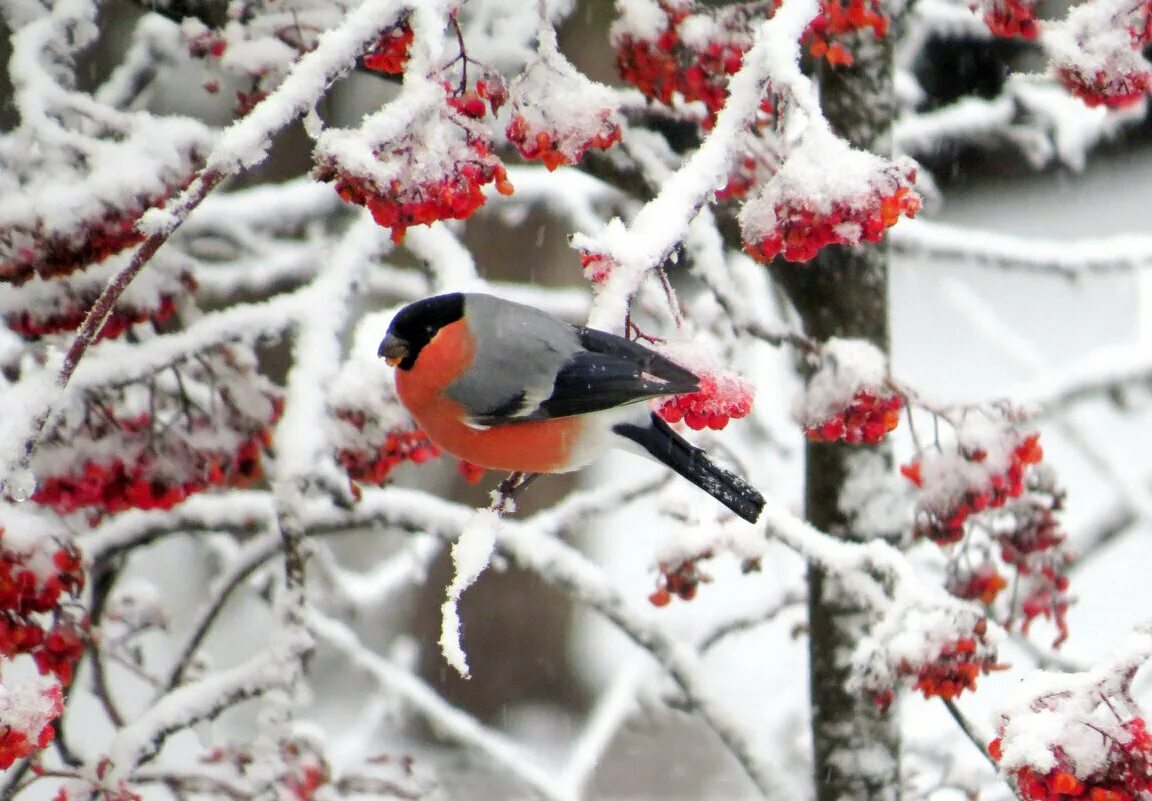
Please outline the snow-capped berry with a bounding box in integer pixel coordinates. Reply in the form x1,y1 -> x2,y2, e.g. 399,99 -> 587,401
578,251 -> 618,285
658,369 -> 754,431
740,132 -> 920,264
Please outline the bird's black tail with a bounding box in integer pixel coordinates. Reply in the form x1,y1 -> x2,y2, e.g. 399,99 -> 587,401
613,413 -> 765,524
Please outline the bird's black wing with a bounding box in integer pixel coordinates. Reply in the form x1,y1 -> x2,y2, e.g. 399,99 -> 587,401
474,328 -> 698,424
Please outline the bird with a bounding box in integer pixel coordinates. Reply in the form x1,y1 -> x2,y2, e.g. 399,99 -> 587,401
378,292 -> 764,523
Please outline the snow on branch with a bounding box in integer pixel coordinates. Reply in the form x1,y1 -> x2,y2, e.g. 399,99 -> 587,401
893,217 -> 1152,278
1004,342 -> 1152,413
575,0 -> 821,330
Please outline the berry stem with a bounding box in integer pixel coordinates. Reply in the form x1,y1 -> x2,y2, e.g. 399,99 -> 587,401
942,696 -> 1001,771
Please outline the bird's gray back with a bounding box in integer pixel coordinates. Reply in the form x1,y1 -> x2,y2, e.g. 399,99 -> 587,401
444,293 -> 581,420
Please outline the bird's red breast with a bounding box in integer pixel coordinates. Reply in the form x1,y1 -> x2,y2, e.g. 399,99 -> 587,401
394,318 -> 586,473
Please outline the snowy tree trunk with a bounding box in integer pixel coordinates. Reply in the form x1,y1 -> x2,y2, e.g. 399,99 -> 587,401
772,31 -> 902,801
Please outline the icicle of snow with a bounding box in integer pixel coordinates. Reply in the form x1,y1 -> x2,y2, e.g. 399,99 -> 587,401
440,508 -> 501,678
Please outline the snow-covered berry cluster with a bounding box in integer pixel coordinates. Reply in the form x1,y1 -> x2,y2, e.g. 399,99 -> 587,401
902,431 -> 1044,545
947,560 -> 1009,605
611,0 -> 755,128
0,679 -> 63,769
1046,0 -> 1152,109
1,259 -> 195,342
806,390 -> 902,444
976,0 -> 1041,39
577,250 -> 619,285
740,133 -> 920,264
30,348 -> 281,519
328,321 -> 449,490
181,14 -> 329,116
807,0 -> 889,66
314,82 -> 513,244
991,645 -> 1152,801
853,602 -> 1002,710
904,415 -> 1073,645
993,717 -> 1152,801
335,414 -> 440,485
649,551 -> 712,606
0,513 -> 87,686
200,738 -> 331,801
505,55 -> 623,171
658,368 -> 754,431
1,187 -> 187,287
796,338 -> 901,445
715,127 -> 779,201
363,15 -> 414,74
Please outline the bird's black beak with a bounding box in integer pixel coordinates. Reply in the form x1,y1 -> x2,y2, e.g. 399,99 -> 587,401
379,333 -> 409,367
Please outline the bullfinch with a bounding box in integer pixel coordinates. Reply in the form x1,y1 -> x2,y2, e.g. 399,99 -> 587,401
378,292 -> 765,523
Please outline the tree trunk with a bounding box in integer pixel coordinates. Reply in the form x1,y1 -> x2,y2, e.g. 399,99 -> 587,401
772,30 -> 902,801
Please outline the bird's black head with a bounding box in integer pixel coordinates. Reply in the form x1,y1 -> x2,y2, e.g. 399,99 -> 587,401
379,293 -> 465,370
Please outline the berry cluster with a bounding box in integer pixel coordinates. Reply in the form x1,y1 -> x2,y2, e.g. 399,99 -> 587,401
1000,500 -> 1071,645
203,739 -> 331,801
612,0 -> 755,128
334,411 -> 441,485
0,681 -> 63,770
457,460 -> 486,485
33,436 -> 266,516
948,561 -> 1009,606
856,606 -> 1001,710
715,129 -> 776,201
363,16 -> 414,74
0,189 -> 180,286
804,389 -> 902,444
740,149 -> 920,264
991,717 -> 1152,801
314,85 -> 513,244
904,433 -> 1044,545
1049,2 -> 1152,109
0,526 -> 86,685
977,0 -> 1041,38
578,250 -> 619,285
1056,64 -> 1152,109
806,0 -> 889,66
649,552 -> 712,606
506,115 -> 621,171
446,77 -> 508,120
904,418 -> 1073,644
904,621 -> 1001,704
30,349 -> 281,519
5,271 -> 194,342
657,371 -> 754,431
